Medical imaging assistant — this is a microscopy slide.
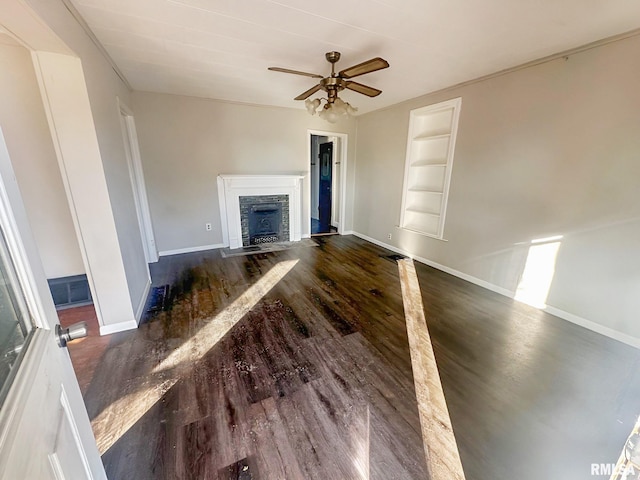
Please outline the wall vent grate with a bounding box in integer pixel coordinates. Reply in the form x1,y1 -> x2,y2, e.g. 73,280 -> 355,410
48,274 -> 92,310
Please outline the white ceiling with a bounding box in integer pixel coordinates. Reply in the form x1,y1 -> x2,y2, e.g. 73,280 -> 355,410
69,0 -> 640,115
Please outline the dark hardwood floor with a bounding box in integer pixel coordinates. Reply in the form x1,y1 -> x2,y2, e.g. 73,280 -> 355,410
60,235 -> 640,480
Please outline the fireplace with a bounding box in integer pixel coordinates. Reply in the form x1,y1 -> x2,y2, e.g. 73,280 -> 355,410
217,174 -> 304,249
249,204 -> 281,244
240,195 -> 289,246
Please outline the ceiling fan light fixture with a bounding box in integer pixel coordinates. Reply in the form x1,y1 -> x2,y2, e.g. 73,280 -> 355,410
331,98 -> 347,115
305,98 -> 321,115
308,96 -> 357,123
318,105 -> 339,123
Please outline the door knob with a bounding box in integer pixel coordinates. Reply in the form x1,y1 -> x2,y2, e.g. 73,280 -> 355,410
56,322 -> 88,347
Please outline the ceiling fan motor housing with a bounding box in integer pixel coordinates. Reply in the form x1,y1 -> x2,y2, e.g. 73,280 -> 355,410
321,77 -> 346,103
326,51 -> 341,64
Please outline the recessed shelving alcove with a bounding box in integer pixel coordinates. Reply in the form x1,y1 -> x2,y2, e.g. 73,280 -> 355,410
400,98 -> 462,239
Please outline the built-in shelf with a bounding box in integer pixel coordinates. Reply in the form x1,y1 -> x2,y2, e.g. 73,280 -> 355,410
400,225 -> 449,241
400,98 -> 462,239
410,160 -> 447,167
413,133 -> 451,141
405,207 -> 440,216
407,187 -> 444,194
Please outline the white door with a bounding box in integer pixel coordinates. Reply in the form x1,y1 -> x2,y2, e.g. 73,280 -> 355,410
0,130 -> 106,479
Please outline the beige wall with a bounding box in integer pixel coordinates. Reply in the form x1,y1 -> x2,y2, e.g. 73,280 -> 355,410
25,0 -> 150,316
132,92 -> 357,253
354,34 -> 640,343
9,0 -> 637,345
0,37 -> 83,279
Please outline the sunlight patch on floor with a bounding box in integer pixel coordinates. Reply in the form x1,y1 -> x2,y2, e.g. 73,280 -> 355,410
398,258 -> 466,480
352,407 -> 370,480
153,258 -> 299,373
91,258 -> 299,455
92,375 -> 178,454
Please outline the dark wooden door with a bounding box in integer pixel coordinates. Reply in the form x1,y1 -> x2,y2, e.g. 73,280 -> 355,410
318,142 -> 333,233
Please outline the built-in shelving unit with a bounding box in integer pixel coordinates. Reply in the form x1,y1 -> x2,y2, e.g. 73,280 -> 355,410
400,98 -> 462,239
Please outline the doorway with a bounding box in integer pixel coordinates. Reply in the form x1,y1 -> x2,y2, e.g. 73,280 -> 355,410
118,99 -> 158,264
309,132 -> 346,236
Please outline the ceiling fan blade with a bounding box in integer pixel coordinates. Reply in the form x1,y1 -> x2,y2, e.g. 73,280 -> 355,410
268,67 -> 323,79
345,81 -> 382,97
339,57 -> 389,79
294,84 -> 322,101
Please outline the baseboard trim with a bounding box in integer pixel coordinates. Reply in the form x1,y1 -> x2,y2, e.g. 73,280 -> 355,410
352,231 -> 514,297
134,279 -> 151,324
100,319 -> 138,336
543,305 -> 640,349
412,254 -> 515,299
351,231 -> 640,350
158,243 -> 226,257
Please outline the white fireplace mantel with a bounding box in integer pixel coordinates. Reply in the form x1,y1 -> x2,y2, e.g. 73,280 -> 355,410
217,174 -> 304,249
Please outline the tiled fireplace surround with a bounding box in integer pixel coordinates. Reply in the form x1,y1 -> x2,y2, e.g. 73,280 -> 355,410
239,194 -> 289,246
217,174 -> 304,249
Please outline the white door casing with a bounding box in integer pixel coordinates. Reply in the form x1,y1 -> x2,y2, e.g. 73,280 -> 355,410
34,50 -> 138,336
329,135 -> 339,229
307,130 -> 348,235
118,98 -> 158,264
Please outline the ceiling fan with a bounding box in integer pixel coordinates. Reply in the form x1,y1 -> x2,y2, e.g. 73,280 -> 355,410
268,51 -> 389,120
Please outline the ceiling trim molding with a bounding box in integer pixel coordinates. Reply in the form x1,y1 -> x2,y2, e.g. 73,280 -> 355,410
366,27 -> 640,116
133,89 -> 325,113
59,0 -> 132,91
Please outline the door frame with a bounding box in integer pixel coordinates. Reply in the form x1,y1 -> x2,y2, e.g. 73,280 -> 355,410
307,130 -> 348,235
117,98 -> 158,264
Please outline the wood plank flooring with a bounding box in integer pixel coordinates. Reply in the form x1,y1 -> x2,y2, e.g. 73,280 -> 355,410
60,235 -> 640,480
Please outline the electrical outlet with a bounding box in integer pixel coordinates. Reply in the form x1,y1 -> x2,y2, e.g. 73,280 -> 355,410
205,223 -> 212,231
387,233 -> 392,240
